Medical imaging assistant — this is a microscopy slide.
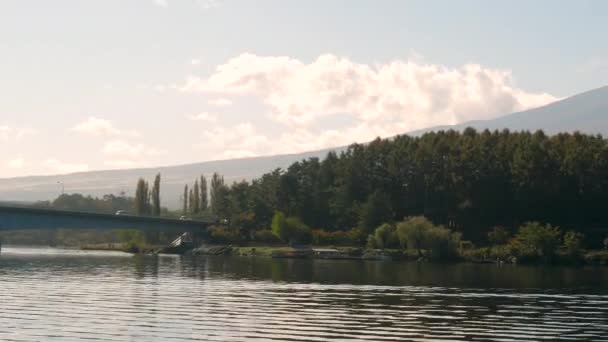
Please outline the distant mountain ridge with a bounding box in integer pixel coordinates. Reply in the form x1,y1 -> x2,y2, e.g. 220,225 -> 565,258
410,85 -> 608,136
1,85 -> 607,208
0,148 -> 341,209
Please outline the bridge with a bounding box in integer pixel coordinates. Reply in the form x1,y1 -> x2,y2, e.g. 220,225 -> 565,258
0,205 -> 213,232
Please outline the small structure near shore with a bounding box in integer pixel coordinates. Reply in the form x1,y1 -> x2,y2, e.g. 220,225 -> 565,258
170,232 -> 193,248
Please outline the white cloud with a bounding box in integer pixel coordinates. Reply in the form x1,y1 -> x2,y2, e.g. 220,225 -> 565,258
208,98 -> 232,107
198,123 -> 271,159
15,127 -> 36,139
182,53 -> 557,134
8,158 -> 25,169
72,117 -> 141,138
0,126 -> 37,141
0,126 -> 9,141
153,0 -> 168,7
72,117 -> 121,136
44,159 -> 89,174
103,140 -> 165,157
188,112 -> 218,122
181,53 -> 560,161
191,59 -> 201,66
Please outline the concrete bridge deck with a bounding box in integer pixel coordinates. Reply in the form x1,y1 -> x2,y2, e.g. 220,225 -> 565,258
0,205 -> 212,232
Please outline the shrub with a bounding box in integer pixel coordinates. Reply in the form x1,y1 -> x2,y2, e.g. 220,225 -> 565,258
423,225 -> 462,259
367,223 -> 399,250
584,251 -> 608,265
366,234 -> 378,249
117,229 -> 147,252
271,211 -> 288,241
208,226 -> 241,244
253,230 -> 281,244
563,230 -> 585,256
488,226 -> 510,245
396,216 -> 434,256
271,212 -> 312,244
395,216 -> 461,259
461,245 -> 510,261
312,230 -> 355,246
285,217 -> 312,244
349,228 -> 365,245
515,222 -> 562,259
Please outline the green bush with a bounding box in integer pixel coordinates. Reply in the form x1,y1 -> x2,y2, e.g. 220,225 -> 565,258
461,245 -> 511,261
396,216 -> 433,255
563,230 -> 585,256
424,225 -> 462,259
271,212 -> 312,244
253,230 -> 281,244
515,222 -> 562,259
285,217 -> 312,244
395,216 -> 461,259
584,251 -> 608,265
488,226 -> 510,245
117,229 -> 147,253
312,229 -> 356,246
271,211 -> 288,241
208,226 -> 241,244
366,223 -> 399,250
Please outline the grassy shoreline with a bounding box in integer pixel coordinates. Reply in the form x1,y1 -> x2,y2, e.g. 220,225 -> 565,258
77,242 -> 608,266
175,244 -> 608,266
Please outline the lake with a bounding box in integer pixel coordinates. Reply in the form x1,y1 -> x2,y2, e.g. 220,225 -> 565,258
0,246 -> 607,341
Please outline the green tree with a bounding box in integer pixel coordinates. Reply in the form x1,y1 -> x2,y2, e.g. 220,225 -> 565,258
182,185 -> 188,215
396,216 -> 434,256
192,179 -> 200,214
357,190 -> 393,236
188,188 -> 195,214
285,217 -> 312,244
211,172 -> 230,218
516,222 -> 562,258
134,178 -> 150,216
151,173 -> 161,216
271,211 -> 288,242
200,174 -> 208,212
368,223 -> 398,250
563,230 -> 585,256
488,226 -> 510,245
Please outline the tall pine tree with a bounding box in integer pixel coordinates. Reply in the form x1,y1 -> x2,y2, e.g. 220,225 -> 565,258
192,179 -> 200,214
210,172 -> 229,218
200,174 -> 208,212
135,178 -> 150,216
182,185 -> 188,215
151,173 -> 161,216
188,188 -> 195,214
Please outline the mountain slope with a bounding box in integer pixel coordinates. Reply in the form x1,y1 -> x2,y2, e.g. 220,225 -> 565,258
411,85 -> 608,136
1,85 -> 607,208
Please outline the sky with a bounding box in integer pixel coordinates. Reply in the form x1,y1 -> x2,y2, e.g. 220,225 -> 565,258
1,0 -> 607,178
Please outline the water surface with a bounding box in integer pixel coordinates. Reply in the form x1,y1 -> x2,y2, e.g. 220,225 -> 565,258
1,246 -> 607,341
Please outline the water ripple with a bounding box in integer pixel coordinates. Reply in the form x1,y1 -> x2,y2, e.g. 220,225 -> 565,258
0,248 -> 607,341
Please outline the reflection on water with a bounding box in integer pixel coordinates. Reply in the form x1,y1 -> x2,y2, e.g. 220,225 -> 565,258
0,246 -> 607,341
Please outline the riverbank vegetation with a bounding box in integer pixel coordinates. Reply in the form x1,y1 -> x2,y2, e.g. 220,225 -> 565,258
185,129 -> 608,261
10,129 -> 608,264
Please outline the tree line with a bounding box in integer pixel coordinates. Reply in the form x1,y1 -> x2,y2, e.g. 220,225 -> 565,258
214,129 -> 608,245
131,128 -> 608,247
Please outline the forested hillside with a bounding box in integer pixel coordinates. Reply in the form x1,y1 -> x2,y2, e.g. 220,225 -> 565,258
198,128 -> 608,246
